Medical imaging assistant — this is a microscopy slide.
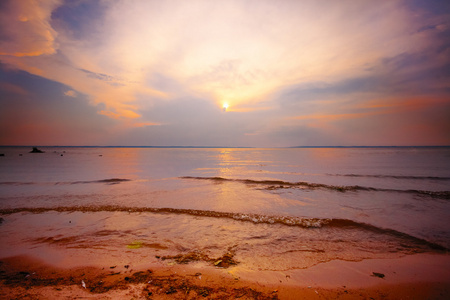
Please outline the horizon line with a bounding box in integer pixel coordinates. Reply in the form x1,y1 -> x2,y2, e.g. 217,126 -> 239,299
1,145 -> 449,149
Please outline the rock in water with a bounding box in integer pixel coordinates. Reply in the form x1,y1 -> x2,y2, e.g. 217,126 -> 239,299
30,147 -> 44,153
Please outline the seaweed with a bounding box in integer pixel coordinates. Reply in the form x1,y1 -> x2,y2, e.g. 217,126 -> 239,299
157,248 -> 238,268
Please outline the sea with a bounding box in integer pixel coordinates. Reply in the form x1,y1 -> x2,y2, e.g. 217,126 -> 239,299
0,146 -> 449,271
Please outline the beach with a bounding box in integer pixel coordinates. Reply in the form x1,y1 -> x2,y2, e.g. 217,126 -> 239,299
1,252 -> 449,299
1,147 -> 449,299
2,0 -> 450,297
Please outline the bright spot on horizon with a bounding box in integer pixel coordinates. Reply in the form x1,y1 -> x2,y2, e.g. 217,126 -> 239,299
223,103 -> 229,112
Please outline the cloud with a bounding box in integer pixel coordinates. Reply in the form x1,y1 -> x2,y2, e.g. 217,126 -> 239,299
64,3 -> 423,104
2,1 -> 440,107
64,90 -> 76,97
79,68 -> 125,87
131,122 -> 162,128
0,0 -> 449,146
0,0 -> 60,57
0,65 -> 116,145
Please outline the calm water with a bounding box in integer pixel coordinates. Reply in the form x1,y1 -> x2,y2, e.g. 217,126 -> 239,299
0,147 -> 449,271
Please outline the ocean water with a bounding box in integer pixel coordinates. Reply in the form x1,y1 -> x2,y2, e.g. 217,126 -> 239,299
0,146 -> 449,271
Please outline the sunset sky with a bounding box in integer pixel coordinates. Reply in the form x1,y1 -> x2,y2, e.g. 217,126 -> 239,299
1,0 -> 449,147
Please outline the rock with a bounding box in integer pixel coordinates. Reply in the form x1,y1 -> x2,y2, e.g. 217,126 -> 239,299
29,147 -> 44,153
371,272 -> 385,278
165,286 -> 177,294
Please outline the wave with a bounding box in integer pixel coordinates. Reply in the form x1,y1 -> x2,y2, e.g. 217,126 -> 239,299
70,178 -> 131,185
0,205 -> 446,251
0,182 -> 37,186
180,176 -> 450,199
329,174 -> 450,181
0,178 -> 131,186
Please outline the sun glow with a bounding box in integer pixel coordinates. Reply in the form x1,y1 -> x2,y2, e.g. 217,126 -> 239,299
222,103 -> 229,112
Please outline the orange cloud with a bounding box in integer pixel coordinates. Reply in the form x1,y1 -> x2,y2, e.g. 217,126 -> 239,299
0,0 -> 60,57
293,112 -> 381,122
64,90 -> 76,97
131,122 -> 162,128
99,109 -> 141,120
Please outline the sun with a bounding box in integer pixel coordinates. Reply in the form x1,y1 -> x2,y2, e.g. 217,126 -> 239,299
222,103 -> 229,112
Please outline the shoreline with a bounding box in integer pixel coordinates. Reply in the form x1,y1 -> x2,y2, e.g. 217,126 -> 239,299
1,253 -> 449,299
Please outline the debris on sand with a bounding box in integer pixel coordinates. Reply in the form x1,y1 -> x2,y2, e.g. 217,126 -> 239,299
126,241 -> 143,249
158,251 -> 210,265
157,248 -> 238,268
371,272 -> 385,279
213,251 -> 238,268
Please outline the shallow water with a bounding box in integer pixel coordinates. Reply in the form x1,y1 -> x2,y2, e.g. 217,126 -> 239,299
0,147 -> 449,271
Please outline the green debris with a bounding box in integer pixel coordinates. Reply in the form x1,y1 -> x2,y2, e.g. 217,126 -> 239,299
127,241 -> 143,249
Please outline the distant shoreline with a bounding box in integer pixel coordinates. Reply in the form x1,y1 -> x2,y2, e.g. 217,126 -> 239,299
1,145 -> 449,149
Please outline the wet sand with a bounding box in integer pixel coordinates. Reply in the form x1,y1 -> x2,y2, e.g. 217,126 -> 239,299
1,253 -> 449,299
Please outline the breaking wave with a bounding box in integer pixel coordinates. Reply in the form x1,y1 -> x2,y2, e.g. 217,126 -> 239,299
70,178 -> 131,185
0,205 -> 446,251
180,176 -> 450,199
329,174 -> 450,181
0,178 -> 131,186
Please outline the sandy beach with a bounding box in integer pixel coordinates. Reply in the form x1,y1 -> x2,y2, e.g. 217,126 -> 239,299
1,252 -> 449,299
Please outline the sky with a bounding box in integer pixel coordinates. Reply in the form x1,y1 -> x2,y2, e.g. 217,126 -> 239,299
1,0 -> 449,147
